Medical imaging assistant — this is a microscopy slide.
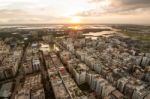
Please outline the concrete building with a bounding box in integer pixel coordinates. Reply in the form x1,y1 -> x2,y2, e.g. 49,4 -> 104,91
32,56 -> 41,71
73,63 -> 89,85
31,89 -> 45,99
0,47 -> 22,80
49,71 -> 70,99
23,74 -> 43,91
15,74 -> 45,99
48,52 -> 90,99
117,77 -> 129,93
22,45 -> 40,74
0,82 -> 13,99
60,51 -> 71,64
101,84 -> 116,98
22,62 -> 33,74
15,88 -> 30,99
40,43 -> 50,55
111,90 -> 124,99
132,86 -> 149,99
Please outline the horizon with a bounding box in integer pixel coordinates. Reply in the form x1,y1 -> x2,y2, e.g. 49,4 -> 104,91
0,23 -> 150,26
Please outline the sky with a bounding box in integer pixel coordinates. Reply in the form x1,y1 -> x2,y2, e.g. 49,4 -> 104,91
0,0 -> 150,24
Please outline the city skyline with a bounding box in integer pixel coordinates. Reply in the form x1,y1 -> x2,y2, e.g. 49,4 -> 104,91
0,0 -> 150,24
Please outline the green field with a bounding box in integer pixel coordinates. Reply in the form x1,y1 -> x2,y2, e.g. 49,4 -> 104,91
121,31 -> 150,42
120,31 -> 150,52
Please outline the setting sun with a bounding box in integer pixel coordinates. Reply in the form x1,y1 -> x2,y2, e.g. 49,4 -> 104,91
70,17 -> 81,24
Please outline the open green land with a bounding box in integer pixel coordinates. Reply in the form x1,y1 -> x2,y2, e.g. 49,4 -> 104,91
121,31 -> 150,42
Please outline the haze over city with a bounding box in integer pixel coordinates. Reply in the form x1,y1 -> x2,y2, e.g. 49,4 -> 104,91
0,0 -> 150,24
0,0 -> 150,99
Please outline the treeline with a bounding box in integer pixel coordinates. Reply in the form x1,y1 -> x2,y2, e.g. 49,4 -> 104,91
0,31 -> 23,40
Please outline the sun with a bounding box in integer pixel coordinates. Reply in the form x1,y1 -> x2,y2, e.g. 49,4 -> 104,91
70,17 -> 81,24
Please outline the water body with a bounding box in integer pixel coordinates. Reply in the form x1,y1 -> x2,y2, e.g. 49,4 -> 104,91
82,26 -> 120,40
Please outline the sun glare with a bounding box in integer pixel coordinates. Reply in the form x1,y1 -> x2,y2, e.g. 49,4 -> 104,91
70,17 -> 81,24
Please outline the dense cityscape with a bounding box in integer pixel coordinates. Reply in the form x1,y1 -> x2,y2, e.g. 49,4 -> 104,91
0,24 -> 149,99
0,0 -> 150,98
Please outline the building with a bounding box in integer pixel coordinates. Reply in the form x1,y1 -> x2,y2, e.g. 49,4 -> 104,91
0,82 -> 13,99
15,74 -> 45,99
15,88 -> 30,99
40,43 -> 50,55
0,46 -> 22,80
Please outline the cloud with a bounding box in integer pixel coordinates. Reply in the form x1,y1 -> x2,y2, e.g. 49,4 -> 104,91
77,0 -> 150,16
87,0 -> 102,3
112,0 -> 150,6
0,0 -> 150,24
110,0 -> 150,11
0,8 -> 68,24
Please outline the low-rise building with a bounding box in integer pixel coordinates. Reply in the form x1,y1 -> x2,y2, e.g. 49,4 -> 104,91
0,47 -> 22,80
15,88 -> 30,99
15,74 -> 45,99
0,82 -> 13,99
